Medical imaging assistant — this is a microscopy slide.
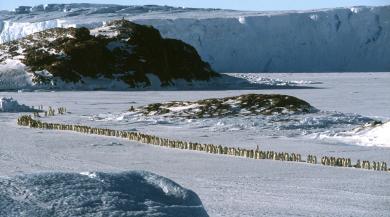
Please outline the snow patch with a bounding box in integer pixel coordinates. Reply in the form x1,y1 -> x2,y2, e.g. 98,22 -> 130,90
309,14 -> 319,21
0,171 -> 208,217
238,16 -> 246,24
350,7 -> 363,13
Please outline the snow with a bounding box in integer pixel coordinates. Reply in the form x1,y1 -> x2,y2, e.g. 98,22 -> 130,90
168,103 -> 200,112
0,73 -> 389,217
1,4 -> 389,72
0,97 -> 36,112
238,16 -> 246,24
309,14 -> 319,20
321,121 -> 390,147
0,171 -> 208,217
350,7 -> 363,13
90,23 -> 120,38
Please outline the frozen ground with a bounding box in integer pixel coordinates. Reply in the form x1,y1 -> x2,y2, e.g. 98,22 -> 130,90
0,72 -> 390,216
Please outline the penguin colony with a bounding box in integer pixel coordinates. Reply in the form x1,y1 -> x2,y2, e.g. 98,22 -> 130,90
17,115 -> 389,172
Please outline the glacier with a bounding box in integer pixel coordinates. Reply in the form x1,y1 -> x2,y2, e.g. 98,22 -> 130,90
0,4 -> 390,72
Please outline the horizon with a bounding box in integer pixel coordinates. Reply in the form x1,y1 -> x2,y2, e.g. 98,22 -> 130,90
1,0 -> 390,11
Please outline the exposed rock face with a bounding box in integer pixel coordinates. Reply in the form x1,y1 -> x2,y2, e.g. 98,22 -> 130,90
0,20 -> 217,88
138,94 -> 317,118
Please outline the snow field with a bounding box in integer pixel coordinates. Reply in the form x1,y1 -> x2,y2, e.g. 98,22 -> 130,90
0,73 -> 389,216
16,115 -> 390,173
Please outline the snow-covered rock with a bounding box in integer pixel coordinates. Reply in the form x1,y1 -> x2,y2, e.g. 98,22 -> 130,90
0,97 -> 37,112
0,4 -> 389,72
0,171 -> 209,217
137,94 -> 317,118
0,19 -> 217,89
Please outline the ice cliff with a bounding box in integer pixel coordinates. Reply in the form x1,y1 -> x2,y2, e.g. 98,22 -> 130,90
0,4 -> 389,72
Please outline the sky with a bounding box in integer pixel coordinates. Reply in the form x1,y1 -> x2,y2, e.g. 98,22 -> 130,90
1,0 -> 390,11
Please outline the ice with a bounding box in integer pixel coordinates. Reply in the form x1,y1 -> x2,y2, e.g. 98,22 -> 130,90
0,97 -> 36,112
0,60 -> 34,90
1,4 -> 389,72
0,171 -> 208,217
227,73 -> 322,86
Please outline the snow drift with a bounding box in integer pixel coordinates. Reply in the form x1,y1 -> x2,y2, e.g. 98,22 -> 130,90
321,121 -> 390,147
0,4 -> 389,72
0,97 -> 37,112
0,171 -> 209,217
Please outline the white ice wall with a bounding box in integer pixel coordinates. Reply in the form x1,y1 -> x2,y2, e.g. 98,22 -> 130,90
1,6 -> 389,72
139,6 -> 390,72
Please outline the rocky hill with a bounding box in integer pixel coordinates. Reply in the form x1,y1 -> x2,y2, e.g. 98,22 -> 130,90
0,20 -> 217,89
137,94 -> 317,118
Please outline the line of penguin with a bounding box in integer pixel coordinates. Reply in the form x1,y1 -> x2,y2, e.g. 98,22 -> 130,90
32,106 -> 67,117
17,115 -> 388,172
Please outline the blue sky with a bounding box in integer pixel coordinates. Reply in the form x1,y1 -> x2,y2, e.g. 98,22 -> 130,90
1,0 -> 390,11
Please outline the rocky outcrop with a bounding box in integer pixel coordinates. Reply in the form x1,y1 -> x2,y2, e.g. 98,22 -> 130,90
137,94 -> 317,118
0,20 -> 217,88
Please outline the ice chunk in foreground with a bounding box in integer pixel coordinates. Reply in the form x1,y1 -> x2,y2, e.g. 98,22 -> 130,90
0,171 -> 209,217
